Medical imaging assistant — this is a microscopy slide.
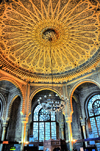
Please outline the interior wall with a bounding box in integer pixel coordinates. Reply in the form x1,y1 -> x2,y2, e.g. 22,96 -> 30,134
70,82 -> 100,150
0,98 -> 2,140
0,118 -> 2,141
6,96 -> 21,141
77,83 -> 100,120
0,76 -> 100,151
72,98 -> 82,140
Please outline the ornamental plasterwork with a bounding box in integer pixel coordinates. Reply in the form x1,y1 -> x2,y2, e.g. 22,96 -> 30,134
0,0 -> 100,83
30,84 -> 63,99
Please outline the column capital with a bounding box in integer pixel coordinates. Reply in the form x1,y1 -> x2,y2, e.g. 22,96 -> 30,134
80,118 -> 85,126
21,115 -> 28,123
65,116 -> 72,123
1,117 -> 9,127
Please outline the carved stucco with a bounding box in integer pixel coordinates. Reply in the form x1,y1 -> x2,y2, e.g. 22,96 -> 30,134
0,0 -> 100,83
0,71 -> 31,115
0,74 -> 25,101
0,93 -> 6,118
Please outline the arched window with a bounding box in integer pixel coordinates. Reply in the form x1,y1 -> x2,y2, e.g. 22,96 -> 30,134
33,104 -> 57,142
86,94 -> 100,149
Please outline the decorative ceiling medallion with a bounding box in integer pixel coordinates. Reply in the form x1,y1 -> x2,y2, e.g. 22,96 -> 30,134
0,0 -> 99,81
42,28 -> 59,41
34,20 -> 66,48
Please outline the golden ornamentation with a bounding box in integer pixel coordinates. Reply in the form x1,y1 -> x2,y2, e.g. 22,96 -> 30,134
0,0 -> 100,81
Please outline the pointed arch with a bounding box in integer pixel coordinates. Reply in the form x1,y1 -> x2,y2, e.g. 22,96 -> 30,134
69,79 -> 100,112
0,77 -> 24,102
29,86 -> 62,115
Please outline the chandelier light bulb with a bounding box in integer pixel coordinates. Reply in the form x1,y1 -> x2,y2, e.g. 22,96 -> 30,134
37,91 -> 66,112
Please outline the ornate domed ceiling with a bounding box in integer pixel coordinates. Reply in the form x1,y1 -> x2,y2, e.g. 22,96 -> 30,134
0,0 -> 100,83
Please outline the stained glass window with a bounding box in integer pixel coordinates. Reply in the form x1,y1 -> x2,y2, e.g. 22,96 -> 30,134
33,104 -> 42,121
51,122 -> 56,139
88,95 -> 100,117
39,109 -> 50,121
39,122 -> 44,142
87,94 -> 100,149
33,122 -> 38,142
33,104 -> 57,142
45,122 -> 50,140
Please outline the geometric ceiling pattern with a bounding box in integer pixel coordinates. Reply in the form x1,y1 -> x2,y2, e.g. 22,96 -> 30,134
0,0 -> 100,82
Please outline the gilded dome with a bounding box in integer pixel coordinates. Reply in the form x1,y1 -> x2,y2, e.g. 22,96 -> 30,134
0,0 -> 100,82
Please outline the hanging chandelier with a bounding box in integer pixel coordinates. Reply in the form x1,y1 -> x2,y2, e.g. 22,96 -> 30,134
37,91 -> 66,112
37,28 -> 67,112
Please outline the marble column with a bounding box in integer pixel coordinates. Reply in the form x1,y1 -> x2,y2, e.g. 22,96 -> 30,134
59,112 -> 64,140
25,123 -> 29,142
61,127 -> 64,140
81,119 -> 87,147
20,115 -> 28,151
59,123 -> 64,140
0,120 -> 9,151
62,85 -> 73,151
66,117 -> 73,151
